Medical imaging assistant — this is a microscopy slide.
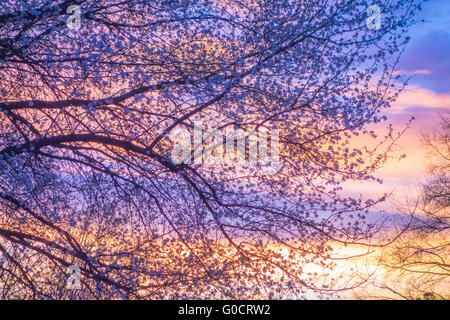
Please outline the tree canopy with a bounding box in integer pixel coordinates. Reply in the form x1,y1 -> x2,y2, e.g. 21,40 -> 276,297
0,0 -> 423,299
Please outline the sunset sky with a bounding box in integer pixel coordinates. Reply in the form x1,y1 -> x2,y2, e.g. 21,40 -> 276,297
349,0 -> 450,203
0,0 -> 447,302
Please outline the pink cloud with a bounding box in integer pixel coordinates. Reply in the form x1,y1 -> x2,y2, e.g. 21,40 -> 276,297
391,85 -> 450,112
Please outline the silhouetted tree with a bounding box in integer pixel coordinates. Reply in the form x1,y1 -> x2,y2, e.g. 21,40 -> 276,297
357,113 -> 449,300
0,0 -> 423,299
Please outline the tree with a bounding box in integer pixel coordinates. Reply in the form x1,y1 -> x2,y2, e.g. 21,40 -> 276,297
356,113 -> 449,300
0,0 -> 423,299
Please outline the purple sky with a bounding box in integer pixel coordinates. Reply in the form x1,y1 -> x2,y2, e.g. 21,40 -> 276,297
399,0 -> 450,93
342,1 -> 450,204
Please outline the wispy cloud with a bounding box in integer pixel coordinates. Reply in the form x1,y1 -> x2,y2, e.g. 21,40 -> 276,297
393,69 -> 431,76
390,85 -> 450,114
